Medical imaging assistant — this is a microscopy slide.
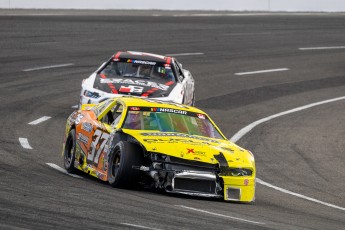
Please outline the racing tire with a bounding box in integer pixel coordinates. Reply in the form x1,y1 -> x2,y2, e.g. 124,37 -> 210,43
108,141 -> 143,188
64,129 -> 77,173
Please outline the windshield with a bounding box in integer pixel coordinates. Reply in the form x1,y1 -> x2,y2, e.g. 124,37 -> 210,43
100,60 -> 175,81
122,107 -> 224,140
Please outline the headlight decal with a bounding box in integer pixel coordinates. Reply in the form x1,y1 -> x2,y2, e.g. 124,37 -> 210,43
84,90 -> 101,99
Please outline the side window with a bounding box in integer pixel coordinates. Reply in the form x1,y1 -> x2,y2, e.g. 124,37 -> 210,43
100,103 -> 123,126
101,111 -> 114,124
174,60 -> 184,82
111,104 -> 123,127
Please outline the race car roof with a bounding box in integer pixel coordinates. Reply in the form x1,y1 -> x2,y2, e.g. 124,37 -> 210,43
113,51 -> 173,64
110,96 -> 204,114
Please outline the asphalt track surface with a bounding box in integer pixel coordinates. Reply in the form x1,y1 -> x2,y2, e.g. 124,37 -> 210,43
0,10 -> 344,230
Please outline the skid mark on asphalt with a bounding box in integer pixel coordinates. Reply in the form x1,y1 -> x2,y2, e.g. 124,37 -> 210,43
28,116 -> 51,125
23,63 -> 74,72
176,205 -> 265,225
46,163 -> 83,179
299,46 -> 345,50
230,96 -> 345,211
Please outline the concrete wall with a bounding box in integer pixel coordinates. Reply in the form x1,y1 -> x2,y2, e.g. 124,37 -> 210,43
0,0 -> 344,12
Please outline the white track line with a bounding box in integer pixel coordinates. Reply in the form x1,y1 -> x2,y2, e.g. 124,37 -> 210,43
172,13 -> 318,17
256,179 -> 345,211
230,96 -> 345,142
299,46 -> 345,50
71,105 -> 79,109
176,205 -> 265,225
121,223 -> 163,230
23,63 -> 74,72
46,163 -> 83,179
28,116 -> 51,125
230,96 -> 345,211
235,68 -> 289,76
19,138 -> 32,149
165,52 -> 204,57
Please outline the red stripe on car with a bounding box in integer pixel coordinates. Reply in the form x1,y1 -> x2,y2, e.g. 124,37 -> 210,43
100,73 -> 118,94
166,57 -> 171,64
141,88 -> 159,97
115,52 -> 121,59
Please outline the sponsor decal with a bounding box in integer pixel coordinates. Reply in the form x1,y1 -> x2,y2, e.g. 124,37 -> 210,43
197,114 -> 206,119
133,60 -> 157,65
81,122 -> 93,133
141,132 -> 219,143
68,111 -> 78,123
244,179 -> 249,186
143,138 -> 201,144
78,133 -> 89,144
100,79 -> 169,91
164,64 -> 171,69
186,148 -> 206,156
153,108 -> 187,115
130,107 -> 141,111
119,85 -> 143,93
125,59 -> 156,65
194,151 -> 206,156
75,114 -> 84,125
187,148 -> 194,154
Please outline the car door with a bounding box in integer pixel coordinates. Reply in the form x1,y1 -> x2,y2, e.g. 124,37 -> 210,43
87,102 -> 124,177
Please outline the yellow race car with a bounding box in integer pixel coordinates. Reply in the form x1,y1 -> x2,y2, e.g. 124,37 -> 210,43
63,97 -> 255,202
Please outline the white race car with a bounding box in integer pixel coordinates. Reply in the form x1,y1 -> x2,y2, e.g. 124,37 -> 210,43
80,51 -> 195,107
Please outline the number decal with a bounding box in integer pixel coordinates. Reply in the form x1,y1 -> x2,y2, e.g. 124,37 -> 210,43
88,129 -> 110,164
94,132 -> 109,164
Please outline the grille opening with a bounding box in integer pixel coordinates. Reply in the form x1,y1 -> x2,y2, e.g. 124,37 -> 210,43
227,188 -> 241,200
174,178 -> 216,194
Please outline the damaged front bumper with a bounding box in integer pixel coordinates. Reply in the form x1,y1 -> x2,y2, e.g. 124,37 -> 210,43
139,153 -> 255,202
171,170 -> 223,198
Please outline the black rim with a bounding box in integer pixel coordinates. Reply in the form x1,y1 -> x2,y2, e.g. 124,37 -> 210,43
65,136 -> 73,167
111,149 -> 121,178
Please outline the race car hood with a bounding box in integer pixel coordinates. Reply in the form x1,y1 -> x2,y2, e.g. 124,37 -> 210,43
93,74 -> 176,98
122,130 -> 254,168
